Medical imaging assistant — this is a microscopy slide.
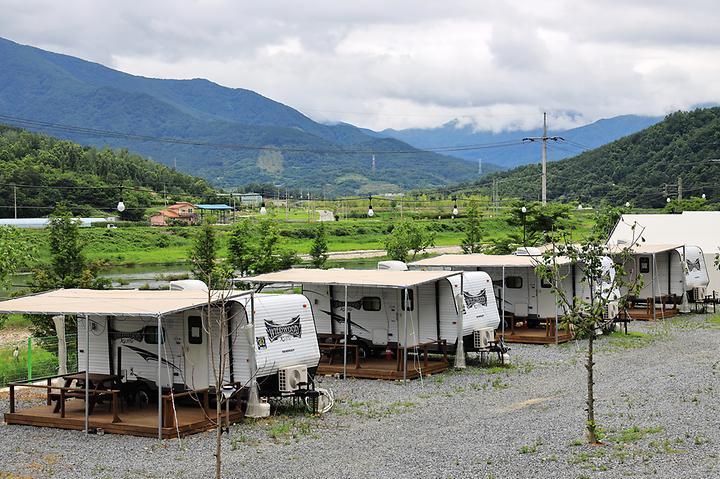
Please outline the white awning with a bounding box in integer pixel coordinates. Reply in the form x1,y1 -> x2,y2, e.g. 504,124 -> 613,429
0,289 -> 248,317
409,254 -> 571,268
608,243 -> 684,254
244,268 -> 461,289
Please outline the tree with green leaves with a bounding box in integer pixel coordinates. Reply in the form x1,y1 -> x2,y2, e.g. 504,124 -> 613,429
189,222 -> 222,288
227,219 -> 257,277
535,230 -> 642,444
591,205 -> 627,240
253,218 -> 299,274
461,200 -> 483,253
507,201 -> 573,245
664,196 -> 708,214
0,226 -> 34,288
309,223 -> 329,268
384,220 -> 436,262
29,204 -> 109,336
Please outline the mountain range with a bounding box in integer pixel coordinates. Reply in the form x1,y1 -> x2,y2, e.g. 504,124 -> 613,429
378,115 -> 662,169
0,37 -> 493,195
0,36 -> 678,195
449,107 -> 720,207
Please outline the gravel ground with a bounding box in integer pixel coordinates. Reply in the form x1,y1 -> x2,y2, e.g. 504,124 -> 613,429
1,314 -> 718,479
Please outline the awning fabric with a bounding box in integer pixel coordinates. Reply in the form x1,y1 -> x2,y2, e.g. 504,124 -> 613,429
409,254 -> 571,268
244,268 -> 461,289
0,289 -> 247,317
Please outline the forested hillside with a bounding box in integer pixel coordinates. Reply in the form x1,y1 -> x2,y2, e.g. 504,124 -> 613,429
0,37 -> 481,195
0,125 -> 214,219
454,108 -> 720,207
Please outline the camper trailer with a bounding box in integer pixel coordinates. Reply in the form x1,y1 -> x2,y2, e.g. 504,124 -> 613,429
608,243 -> 692,319
0,288 -> 321,437
245,269 -> 502,379
409,250 -> 575,344
680,245 -> 710,301
77,291 -> 320,397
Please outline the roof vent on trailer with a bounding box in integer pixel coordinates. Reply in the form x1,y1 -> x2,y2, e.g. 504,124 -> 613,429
169,280 -> 208,291
377,260 -> 408,271
514,247 -> 542,256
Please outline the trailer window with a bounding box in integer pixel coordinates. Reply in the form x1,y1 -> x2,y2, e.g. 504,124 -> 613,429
362,297 -> 382,311
144,326 -> 165,344
401,290 -> 414,311
188,315 -> 203,344
639,257 -> 650,273
505,276 -> 523,289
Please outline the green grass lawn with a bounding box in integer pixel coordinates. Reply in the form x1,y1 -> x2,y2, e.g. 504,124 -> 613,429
16,210 -> 596,268
0,341 -> 64,386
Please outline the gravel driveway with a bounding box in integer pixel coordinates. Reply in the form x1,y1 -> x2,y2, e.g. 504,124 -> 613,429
1,314 -> 718,478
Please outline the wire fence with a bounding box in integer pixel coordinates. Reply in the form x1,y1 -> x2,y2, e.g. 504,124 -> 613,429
0,334 -> 78,387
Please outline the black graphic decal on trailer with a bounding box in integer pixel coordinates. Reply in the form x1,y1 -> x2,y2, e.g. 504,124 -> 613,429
463,290 -> 488,308
265,315 -> 302,342
123,345 -> 182,372
686,258 -> 702,272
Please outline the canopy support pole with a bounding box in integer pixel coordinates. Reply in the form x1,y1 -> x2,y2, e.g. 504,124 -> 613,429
343,285 -> 348,379
651,254 -> 657,321
403,288 -> 408,381
501,266 -> 506,340
157,314 -> 163,440
84,314 -> 89,434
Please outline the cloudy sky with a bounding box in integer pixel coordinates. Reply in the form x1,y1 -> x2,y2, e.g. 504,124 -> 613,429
2,0 -> 719,132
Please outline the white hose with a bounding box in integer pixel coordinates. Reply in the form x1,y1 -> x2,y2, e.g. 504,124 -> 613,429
306,387 -> 335,414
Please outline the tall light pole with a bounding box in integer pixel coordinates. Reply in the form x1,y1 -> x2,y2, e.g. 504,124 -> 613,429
521,206 -> 527,245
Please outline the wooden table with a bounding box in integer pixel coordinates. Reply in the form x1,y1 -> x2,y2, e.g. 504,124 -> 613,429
52,372 -> 121,417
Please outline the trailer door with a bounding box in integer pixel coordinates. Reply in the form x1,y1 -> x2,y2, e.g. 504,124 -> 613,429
184,313 -> 209,389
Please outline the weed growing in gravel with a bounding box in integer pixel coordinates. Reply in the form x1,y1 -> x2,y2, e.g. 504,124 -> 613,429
518,439 -> 542,454
605,331 -> 658,350
605,426 -> 663,444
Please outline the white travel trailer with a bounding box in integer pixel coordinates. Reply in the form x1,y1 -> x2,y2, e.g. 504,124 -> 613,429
0,288 -> 321,438
245,269 -> 502,379
679,245 -> 710,301
409,251 -> 575,344
608,212 -> 720,295
82,292 -> 321,397
608,243 -> 691,319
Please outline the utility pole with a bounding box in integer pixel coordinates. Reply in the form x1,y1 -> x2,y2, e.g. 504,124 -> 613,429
13,185 -> 18,219
677,176 -> 683,201
371,154 -> 376,175
522,112 -> 563,205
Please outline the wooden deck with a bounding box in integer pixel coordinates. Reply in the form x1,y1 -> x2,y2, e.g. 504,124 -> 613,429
318,356 -> 449,380
498,327 -> 572,344
621,307 -> 680,321
5,399 -> 242,438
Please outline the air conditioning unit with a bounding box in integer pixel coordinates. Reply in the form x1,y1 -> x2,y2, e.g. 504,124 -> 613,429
278,365 -> 308,393
693,287 -> 706,303
473,328 -> 493,350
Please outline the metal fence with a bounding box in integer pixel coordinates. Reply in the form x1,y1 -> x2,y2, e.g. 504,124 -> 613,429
0,334 -> 78,387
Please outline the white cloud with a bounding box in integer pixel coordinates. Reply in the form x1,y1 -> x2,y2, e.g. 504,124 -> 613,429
1,0 -> 719,131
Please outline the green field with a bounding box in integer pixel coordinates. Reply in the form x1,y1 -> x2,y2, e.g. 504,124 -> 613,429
14,208 -> 597,269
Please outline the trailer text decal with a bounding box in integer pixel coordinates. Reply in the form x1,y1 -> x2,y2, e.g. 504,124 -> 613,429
265,315 -> 302,342
463,290 -> 487,308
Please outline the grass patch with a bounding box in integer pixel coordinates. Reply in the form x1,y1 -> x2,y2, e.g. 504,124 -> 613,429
605,331 -> 658,350
606,426 -> 664,444
0,314 -> 31,330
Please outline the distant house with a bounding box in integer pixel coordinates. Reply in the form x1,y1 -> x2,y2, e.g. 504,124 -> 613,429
149,202 -> 197,226
239,193 -> 262,207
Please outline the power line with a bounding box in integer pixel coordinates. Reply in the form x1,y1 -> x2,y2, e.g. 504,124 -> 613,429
0,113 -> 528,156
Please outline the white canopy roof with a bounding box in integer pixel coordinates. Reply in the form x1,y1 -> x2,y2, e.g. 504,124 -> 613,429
609,212 -> 720,252
244,268 -> 461,289
409,254 -> 571,268
0,289 -> 247,317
